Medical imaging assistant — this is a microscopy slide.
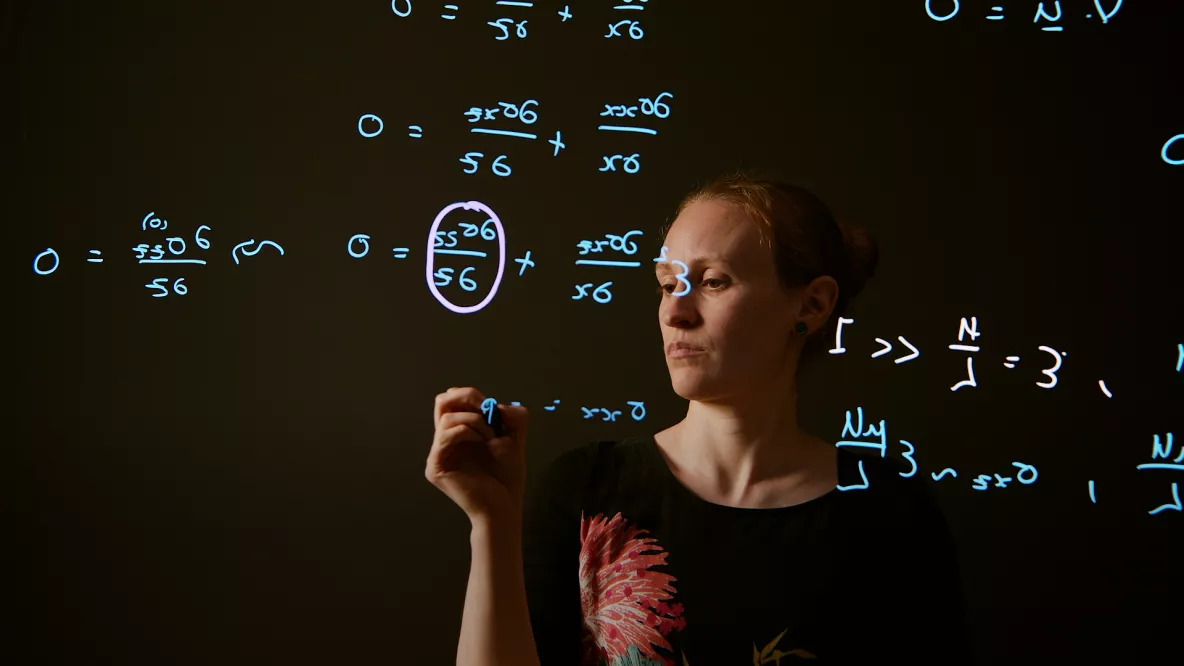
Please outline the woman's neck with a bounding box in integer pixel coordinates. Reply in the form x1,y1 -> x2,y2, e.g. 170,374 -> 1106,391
654,395 -> 837,508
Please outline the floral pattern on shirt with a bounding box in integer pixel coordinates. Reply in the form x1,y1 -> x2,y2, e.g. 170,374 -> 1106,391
577,511 -> 819,666
578,511 -> 686,666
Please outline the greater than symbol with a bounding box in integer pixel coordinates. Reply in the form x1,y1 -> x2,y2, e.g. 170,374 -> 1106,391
869,336 -> 919,364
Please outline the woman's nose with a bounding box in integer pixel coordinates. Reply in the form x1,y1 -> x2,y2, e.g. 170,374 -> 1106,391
660,290 -> 699,327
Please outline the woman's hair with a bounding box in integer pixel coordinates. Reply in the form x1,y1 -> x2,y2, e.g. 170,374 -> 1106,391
662,170 -> 880,355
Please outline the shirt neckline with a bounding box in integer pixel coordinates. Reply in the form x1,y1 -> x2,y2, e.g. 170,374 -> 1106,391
639,434 -> 842,514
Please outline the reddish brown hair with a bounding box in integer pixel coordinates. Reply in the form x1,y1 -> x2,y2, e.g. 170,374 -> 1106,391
661,170 -> 879,353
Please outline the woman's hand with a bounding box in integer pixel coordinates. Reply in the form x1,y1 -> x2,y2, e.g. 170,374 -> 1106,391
425,387 -> 530,525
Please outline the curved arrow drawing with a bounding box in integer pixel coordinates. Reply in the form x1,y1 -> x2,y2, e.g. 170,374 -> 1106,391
232,239 -> 285,265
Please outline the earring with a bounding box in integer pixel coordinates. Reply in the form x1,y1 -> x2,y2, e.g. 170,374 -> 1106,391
795,321 -> 808,336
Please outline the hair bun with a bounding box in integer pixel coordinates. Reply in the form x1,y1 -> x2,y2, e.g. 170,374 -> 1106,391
839,223 -> 879,300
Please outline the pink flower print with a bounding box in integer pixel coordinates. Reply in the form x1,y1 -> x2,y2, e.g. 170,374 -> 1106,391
578,511 -> 686,665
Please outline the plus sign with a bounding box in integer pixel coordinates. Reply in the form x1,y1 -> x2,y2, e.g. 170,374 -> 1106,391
515,250 -> 536,276
549,130 -> 566,156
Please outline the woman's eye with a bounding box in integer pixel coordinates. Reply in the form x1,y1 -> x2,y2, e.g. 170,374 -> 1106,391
656,280 -> 723,294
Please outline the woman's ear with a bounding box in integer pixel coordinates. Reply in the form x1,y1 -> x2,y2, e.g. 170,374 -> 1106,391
797,276 -> 840,333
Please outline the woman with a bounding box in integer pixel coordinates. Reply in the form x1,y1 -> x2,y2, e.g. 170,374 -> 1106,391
427,172 -> 972,665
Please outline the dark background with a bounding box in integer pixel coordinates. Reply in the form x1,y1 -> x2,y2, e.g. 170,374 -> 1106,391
9,1 -> 1182,664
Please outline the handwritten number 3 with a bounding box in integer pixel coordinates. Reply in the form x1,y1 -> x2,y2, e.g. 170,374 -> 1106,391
653,246 -> 691,297
671,259 -> 691,296
899,440 -> 917,478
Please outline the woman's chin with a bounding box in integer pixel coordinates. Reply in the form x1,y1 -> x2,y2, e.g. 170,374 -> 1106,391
669,374 -> 720,401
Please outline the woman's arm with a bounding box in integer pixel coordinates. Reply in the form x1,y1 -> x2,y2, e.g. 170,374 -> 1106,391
457,514 -> 542,666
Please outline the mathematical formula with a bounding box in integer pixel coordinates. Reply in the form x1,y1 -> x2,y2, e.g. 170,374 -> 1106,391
33,200 -> 1179,402
357,90 -> 674,178
369,1 -> 1183,168
924,0 -> 1122,31
389,0 -> 652,41
479,397 -> 649,424
481,396 -> 1183,514
837,406 -> 1179,516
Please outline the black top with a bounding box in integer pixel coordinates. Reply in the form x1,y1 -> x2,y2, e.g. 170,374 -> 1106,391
522,436 -> 973,666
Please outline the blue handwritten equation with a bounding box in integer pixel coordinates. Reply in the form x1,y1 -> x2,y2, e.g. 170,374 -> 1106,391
389,0 -> 653,42
356,89 -> 675,178
834,405 -> 1040,493
924,0 -> 1123,31
31,212 -> 283,298
33,217 -> 1139,402
572,229 -> 644,303
833,346 -> 1181,516
480,396 -> 648,424
834,406 -> 1179,518
459,98 -> 554,177
1135,432 -> 1183,516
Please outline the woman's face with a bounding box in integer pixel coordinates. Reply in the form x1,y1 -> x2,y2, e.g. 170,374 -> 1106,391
656,199 -> 803,402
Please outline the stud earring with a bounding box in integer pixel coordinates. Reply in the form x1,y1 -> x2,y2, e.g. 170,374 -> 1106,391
795,321 -> 808,336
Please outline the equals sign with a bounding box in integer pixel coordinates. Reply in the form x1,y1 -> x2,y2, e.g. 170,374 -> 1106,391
392,247 -> 409,259
441,4 -> 458,19
408,125 -> 423,138
87,250 -> 103,263
1003,356 -> 1020,368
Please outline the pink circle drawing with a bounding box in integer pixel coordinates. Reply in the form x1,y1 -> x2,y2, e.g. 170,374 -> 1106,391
425,200 -> 506,314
